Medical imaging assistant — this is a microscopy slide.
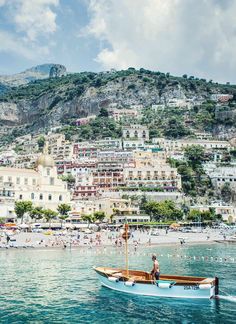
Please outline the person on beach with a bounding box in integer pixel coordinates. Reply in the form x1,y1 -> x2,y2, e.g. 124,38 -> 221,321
150,254 -> 160,281
134,241 -> 138,252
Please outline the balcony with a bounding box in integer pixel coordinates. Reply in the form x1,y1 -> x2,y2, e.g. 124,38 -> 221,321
0,182 -> 15,190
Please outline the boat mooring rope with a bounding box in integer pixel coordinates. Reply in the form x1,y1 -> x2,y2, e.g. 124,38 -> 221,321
76,249 -> 236,263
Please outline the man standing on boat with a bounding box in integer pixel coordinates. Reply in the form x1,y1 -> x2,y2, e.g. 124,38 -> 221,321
150,254 -> 160,281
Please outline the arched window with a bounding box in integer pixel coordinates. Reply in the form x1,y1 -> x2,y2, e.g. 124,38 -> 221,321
31,193 -> 34,200
48,194 -> 52,201
59,195 -> 62,201
39,194 -> 43,200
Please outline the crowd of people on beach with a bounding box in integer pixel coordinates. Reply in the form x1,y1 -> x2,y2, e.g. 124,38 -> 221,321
0,226 -> 234,249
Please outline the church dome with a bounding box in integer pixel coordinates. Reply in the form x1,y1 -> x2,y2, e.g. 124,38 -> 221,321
35,154 -> 55,168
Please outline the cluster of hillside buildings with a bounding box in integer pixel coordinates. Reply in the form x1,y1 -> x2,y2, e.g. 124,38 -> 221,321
0,99 -> 236,225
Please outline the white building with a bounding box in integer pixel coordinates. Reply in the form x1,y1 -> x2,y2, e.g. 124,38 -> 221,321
0,152 -> 71,220
71,197 -> 140,220
205,166 -> 236,190
153,138 -> 231,152
94,138 -> 122,149
124,166 -> 181,190
123,139 -> 145,150
122,125 -> 149,140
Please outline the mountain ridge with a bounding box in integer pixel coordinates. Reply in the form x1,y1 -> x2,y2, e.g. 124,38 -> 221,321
0,64 -> 67,89
0,66 -> 236,145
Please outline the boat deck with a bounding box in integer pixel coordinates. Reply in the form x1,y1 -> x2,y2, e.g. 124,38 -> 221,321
95,267 -> 216,286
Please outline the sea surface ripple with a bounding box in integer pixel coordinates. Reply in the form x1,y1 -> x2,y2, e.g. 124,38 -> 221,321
0,243 -> 236,323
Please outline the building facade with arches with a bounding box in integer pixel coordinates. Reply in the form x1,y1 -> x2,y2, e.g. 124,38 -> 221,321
0,152 -> 71,220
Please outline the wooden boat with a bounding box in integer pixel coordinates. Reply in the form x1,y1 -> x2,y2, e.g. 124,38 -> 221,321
94,267 -> 218,299
94,224 -> 219,299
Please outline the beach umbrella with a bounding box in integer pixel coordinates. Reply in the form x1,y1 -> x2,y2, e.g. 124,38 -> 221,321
4,223 -> 17,228
18,223 -> 29,228
170,223 -> 180,229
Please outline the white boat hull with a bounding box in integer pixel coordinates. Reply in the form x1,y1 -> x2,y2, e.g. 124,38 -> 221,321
96,272 -> 216,299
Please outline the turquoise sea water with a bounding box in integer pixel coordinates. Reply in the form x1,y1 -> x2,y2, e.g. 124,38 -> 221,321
0,243 -> 236,323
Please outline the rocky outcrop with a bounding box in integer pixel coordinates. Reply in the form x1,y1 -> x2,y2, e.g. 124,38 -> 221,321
49,64 -> 67,78
0,64 -> 67,89
0,102 -> 19,125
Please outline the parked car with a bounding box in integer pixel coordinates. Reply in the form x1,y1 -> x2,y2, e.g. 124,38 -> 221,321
181,227 -> 193,233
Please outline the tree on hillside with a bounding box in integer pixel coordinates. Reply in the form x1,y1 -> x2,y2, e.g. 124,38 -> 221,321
164,118 -> 191,139
187,209 -> 221,222
37,136 -> 45,152
140,195 -> 148,211
14,201 -> 33,224
60,174 -> 75,189
187,209 -> 201,221
98,107 -> 109,118
221,183 -> 232,203
184,145 -> 205,169
143,200 -> 183,222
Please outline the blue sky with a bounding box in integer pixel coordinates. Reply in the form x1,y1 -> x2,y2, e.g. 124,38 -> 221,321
0,0 -> 236,83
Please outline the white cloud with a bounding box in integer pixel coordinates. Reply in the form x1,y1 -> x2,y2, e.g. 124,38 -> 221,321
13,0 -> 59,41
0,30 -> 49,60
0,0 -> 59,63
86,0 -> 236,82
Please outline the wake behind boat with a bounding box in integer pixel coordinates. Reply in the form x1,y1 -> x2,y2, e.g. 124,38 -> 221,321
94,223 -> 219,299
94,267 -> 218,299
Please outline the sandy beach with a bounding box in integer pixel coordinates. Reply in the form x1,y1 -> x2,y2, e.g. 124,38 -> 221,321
0,228 -> 229,249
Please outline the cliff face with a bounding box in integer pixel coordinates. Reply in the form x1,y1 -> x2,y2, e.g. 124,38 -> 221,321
0,68 -> 236,141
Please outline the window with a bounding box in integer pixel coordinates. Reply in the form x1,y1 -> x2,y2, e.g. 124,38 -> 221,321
0,176 -> 3,182
24,178 -> 28,185
19,194 -> 22,200
50,177 -> 54,185
47,168 -> 50,176
59,195 -> 62,201
32,179 -> 36,185
16,177 -> 20,184
48,194 -> 52,201
40,194 -> 43,200
31,193 -> 35,200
